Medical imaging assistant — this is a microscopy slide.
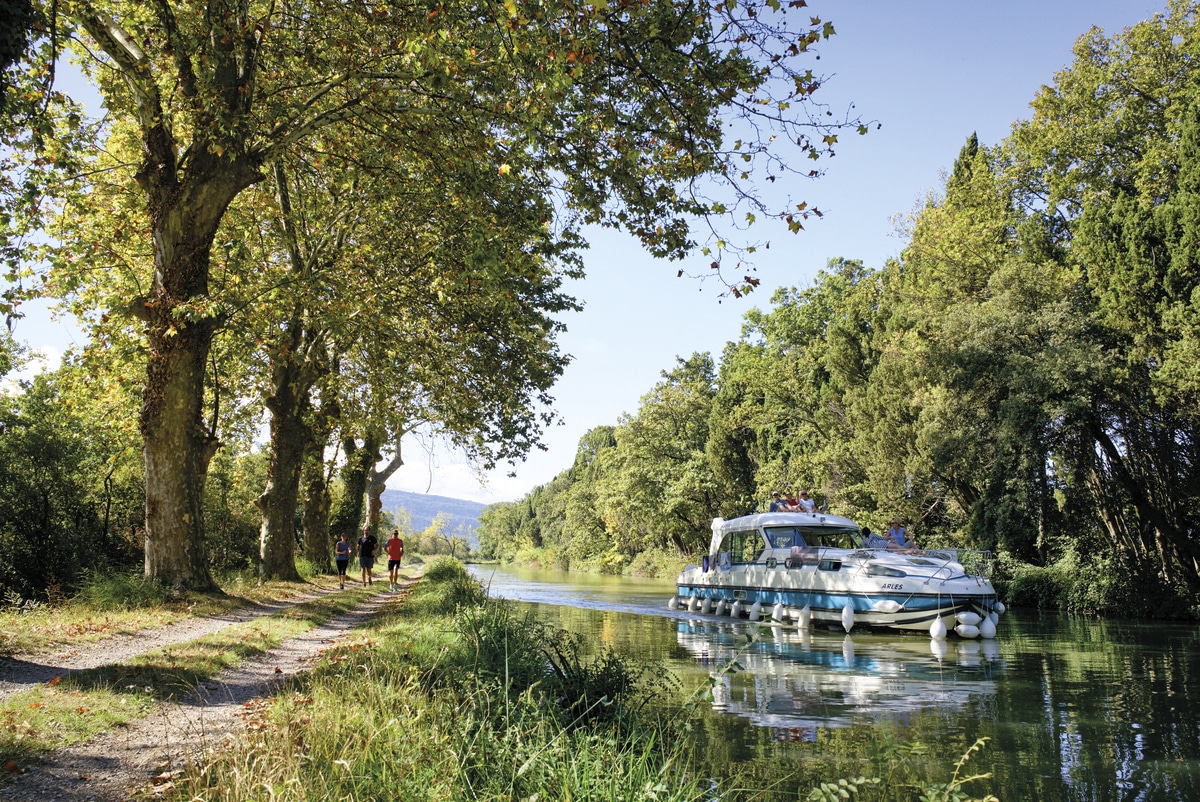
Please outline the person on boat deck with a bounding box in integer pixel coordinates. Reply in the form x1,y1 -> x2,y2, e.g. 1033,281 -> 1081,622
886,518 -> 914,551
862,527 -> 889,548
769,491 -> 788,512
783,490 -> 800,510
795,490 -> 816,513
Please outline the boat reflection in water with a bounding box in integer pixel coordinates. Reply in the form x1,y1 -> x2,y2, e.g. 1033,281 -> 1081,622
676,618 -> 1003,740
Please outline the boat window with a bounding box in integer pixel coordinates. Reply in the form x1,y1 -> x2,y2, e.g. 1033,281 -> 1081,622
768,525 -> 862,550
717,530 -> 769,564
864,564 -> 907,578
763,526 -> 806,548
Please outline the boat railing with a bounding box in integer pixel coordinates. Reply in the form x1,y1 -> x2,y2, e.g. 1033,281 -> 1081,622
920,548 -> 993,579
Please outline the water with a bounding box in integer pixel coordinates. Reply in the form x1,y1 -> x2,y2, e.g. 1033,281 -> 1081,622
467,563 -> 1200,801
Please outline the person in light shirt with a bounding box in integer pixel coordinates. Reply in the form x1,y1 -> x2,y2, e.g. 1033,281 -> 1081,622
795,489 -> 816,513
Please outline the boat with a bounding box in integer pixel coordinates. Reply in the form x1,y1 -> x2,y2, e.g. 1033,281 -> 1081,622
668,512 -> 1003,638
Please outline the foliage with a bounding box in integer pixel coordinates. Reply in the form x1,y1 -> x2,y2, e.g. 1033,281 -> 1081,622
0,368 -> 143,600
476,8 -> 1200,611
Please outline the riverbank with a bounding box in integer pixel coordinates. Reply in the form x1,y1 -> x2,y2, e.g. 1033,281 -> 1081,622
155,558 -> 998,802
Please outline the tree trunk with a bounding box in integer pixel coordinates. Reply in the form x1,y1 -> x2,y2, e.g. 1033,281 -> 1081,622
329,434 -> 380,540
365,435 -> 404,529
139,161 -> 260,591
302,447 -> 333,572
257,360 -> 308,582
141,261 -> 223,592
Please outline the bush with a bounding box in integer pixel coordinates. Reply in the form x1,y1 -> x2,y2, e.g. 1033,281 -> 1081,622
993,548 -> 1198,619
74,570 -> 181,610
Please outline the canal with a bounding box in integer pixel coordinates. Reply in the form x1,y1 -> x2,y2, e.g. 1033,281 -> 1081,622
467,563 -> 1200,801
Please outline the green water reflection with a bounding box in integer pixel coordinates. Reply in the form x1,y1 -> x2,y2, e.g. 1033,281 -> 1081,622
469,564 -> 1200,801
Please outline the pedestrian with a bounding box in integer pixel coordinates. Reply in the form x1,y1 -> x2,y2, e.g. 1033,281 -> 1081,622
358,526 -> 378,585
385,528 -> 405,591
334,532 -> 351,590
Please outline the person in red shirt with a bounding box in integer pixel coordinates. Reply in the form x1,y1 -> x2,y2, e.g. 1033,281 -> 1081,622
385,529 -> 405,591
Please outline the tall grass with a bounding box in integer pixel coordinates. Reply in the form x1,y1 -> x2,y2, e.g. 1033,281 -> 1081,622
169,557 -> 707,801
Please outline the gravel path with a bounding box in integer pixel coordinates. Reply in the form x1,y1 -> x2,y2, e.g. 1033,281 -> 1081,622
0,587 -> 338,704
0,580 -> 414,801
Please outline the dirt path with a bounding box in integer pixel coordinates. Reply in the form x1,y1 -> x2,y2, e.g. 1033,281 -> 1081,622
0,580 -> 415,801
0,585 -> 341,704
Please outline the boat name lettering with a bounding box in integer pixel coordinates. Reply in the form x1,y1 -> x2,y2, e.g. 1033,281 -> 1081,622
881,583 -> 904,591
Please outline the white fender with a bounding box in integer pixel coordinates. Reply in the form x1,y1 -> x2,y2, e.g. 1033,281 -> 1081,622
798,605 -> 812,630
988,611 -> 999,626
955,611 -> 982,627
688,596 -> 702,612
771,602 -> 785,622
872,599 -> 903,614
979,616 -> 997,639
715,599 -> 727,616
955,623 -> 981,639
994,601 -> 1006,614
841,603 -> 855,633
748,601 -> 763,622
730,600 -> 743,618
667,595 -> 679,611
930,617 -> 948,640
701,597 -> 712,615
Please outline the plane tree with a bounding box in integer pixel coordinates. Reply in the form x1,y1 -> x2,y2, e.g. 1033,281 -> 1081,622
242,129 -> 578,580
9,0 -> 864,589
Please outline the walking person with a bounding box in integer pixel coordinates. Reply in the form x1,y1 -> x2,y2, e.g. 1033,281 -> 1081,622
385,529 -> 405,591
358,526 -> 378,585
334,532 -> 351,590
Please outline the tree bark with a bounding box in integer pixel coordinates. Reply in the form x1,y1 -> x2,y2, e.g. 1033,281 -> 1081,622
365,434 -> 404,529
256,355 -> 309,582
329,433 -> 380,540
302,446 -> 333,572
140,169 -> 257,590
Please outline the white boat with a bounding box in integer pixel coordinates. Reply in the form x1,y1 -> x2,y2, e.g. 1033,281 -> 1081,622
669,512 -> 1002,637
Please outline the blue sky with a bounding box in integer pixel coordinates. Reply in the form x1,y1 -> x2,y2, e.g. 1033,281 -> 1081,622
10,1 -> 1167,504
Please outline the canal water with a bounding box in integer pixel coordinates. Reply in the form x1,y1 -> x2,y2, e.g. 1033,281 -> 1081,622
467,563 -> 1200,801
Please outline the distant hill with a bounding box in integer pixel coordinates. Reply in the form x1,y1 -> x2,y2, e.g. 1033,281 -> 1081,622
380,489 -> 486,547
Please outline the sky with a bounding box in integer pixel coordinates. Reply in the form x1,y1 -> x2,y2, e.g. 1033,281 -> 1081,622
10,0 -> 1169,505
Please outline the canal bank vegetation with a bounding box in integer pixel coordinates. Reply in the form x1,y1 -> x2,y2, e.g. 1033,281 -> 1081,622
159,558 -> 999,802
478,6 -> 1200,621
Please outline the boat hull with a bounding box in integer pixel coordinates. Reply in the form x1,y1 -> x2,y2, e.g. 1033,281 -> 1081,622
674,580 -> 994,632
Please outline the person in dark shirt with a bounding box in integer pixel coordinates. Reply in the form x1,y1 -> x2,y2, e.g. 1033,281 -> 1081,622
334,533 -> 351,589
768,491 -> 788,512
358,526 -> 378,585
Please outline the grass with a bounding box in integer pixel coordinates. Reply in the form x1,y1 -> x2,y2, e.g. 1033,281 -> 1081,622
160,558 -> 709,802
0,579 -> 379,764
0,567 -> 344,657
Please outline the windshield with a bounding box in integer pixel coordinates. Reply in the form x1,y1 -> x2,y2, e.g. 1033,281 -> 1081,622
764,525 -> 861,549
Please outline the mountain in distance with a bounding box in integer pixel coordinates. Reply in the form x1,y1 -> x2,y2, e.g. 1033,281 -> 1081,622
380,488 -> 486,548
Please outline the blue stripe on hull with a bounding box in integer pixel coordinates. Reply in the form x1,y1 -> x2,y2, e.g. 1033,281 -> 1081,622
677,584 -> 995,617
